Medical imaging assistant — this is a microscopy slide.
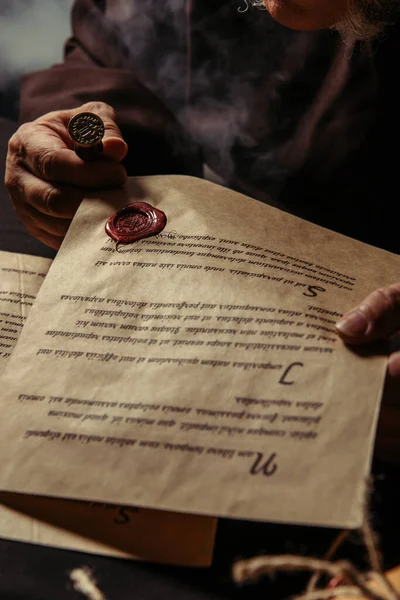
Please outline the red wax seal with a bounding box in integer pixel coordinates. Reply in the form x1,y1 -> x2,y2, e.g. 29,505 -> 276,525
105,202 -> 167,244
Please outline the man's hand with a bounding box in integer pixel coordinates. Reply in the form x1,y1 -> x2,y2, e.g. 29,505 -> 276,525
335,284 -> 400,463
5,102 -> 128,249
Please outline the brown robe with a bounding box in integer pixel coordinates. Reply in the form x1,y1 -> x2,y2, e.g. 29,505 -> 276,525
19,0 -> 400,253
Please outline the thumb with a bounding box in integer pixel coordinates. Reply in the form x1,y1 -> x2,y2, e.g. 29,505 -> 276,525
335,284 -> 400,344
69,102 -> 128,163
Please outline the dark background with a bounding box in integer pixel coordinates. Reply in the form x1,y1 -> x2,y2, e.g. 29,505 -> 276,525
0,0 -> 72,258
0,3 -> 400,599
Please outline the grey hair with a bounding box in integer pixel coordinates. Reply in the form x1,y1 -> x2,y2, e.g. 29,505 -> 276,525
237,0 -> 265,12
334,0 -> 399,40
244,0 -> 399,41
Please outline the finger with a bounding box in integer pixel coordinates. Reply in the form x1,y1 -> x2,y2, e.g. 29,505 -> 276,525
8,173 -> 72,240
17,215 -> 65,250
374,373 -> 400,464
38,101 -> 129,161
12,137 -> 127,188
375,405 -> 400,465
388,350 -> 400,380
33,229 -> 64,250
335,284 -> 400,344
17,203 -> 72,239
8,166 -> 86,219
8,105 -> 127,187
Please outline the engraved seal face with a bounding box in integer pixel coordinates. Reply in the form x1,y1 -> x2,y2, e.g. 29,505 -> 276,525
68,112 -> 105,146
105,202 -> 167,244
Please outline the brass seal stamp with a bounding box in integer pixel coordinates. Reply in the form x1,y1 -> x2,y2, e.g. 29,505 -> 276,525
68,112 -> 105,161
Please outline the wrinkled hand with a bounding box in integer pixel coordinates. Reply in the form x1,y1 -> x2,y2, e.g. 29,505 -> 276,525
335,284 -> 400,464
5,102 -> 128,249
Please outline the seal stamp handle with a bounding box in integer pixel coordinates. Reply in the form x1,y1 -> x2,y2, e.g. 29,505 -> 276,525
68,112 -> 105,161
105,202 -> 167,244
